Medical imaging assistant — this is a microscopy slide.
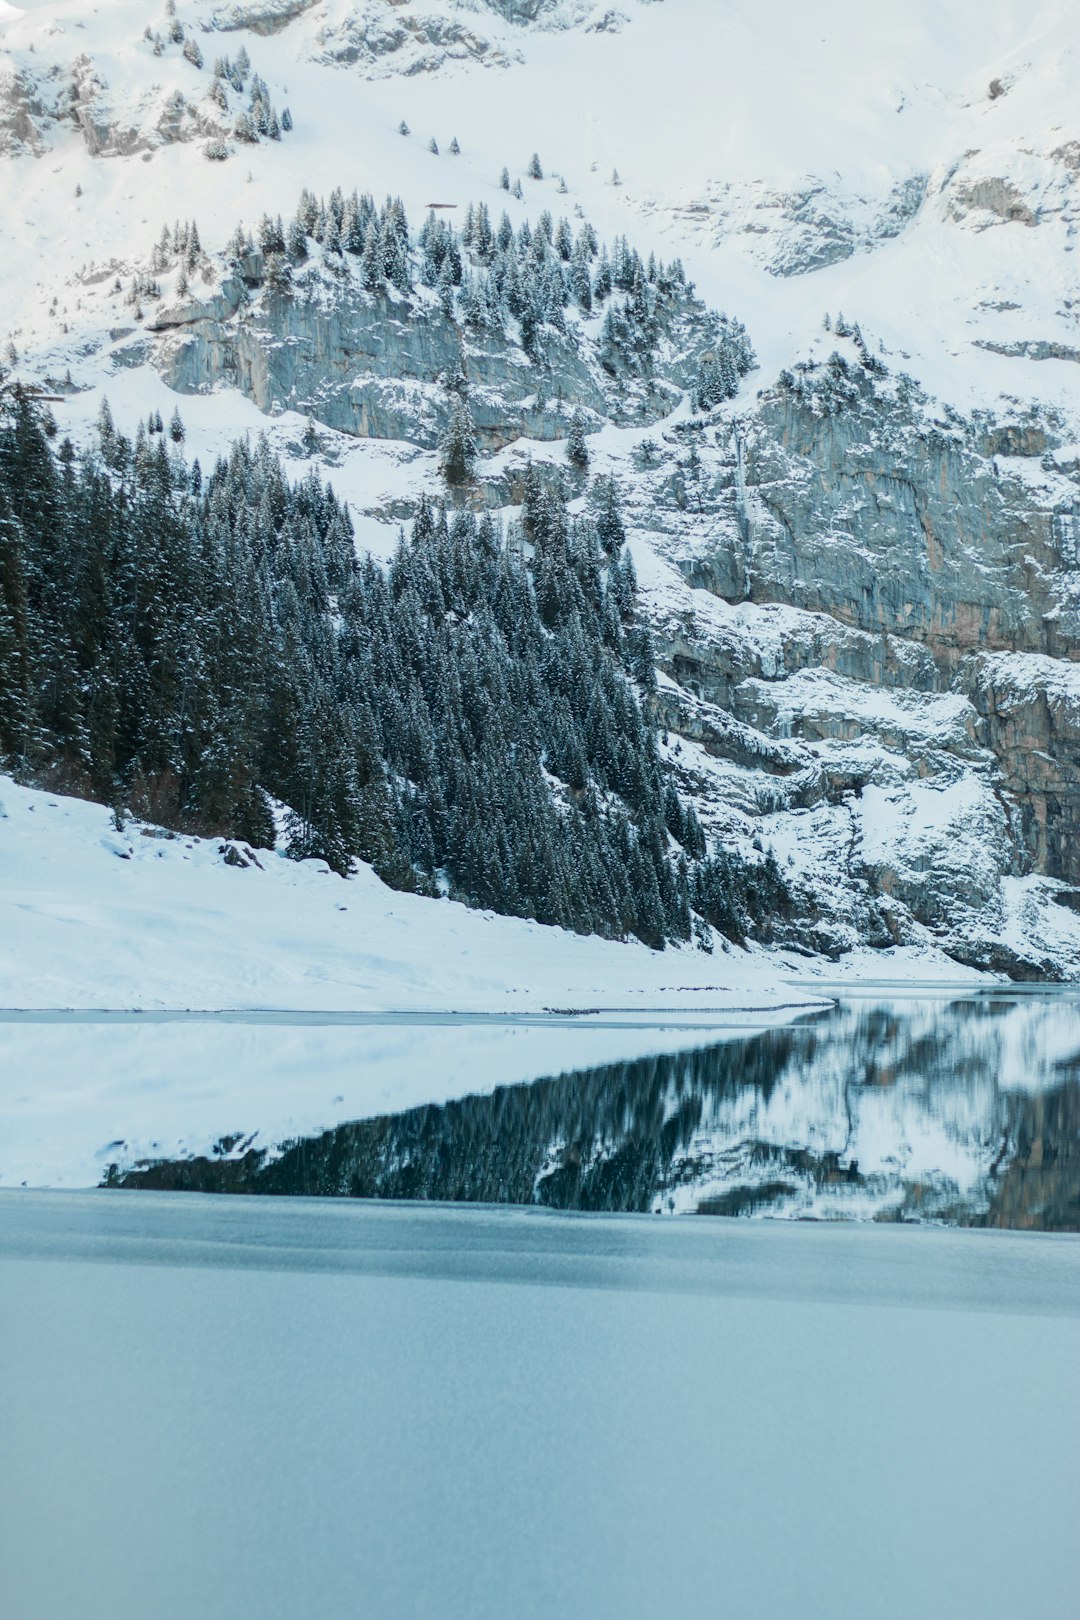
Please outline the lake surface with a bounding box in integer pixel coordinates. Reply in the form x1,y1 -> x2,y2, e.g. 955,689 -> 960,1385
1,1195 -> 1079,1620
110,990 -> 1080,1229
4,993 -> 1080,1618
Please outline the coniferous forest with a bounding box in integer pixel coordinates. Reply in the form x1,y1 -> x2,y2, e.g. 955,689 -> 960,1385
0,386 -> 788,948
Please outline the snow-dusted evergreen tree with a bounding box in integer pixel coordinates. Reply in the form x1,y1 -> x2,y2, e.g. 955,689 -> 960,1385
0,388 -> 780,944
439,397 -> 477,485
528,152 -> 544,180
566,412 -> 589,471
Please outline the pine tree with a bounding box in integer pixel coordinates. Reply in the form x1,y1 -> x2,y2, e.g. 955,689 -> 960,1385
439,398 -> 477,485
566,412 -> 589,471
0,248 -> 717,949
528,152 -> 544,180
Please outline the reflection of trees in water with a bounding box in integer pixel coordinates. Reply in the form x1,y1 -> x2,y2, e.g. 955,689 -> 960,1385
113,1000 -> 1080,1230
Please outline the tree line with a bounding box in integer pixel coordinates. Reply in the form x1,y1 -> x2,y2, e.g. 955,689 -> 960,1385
0,388 -> 790,947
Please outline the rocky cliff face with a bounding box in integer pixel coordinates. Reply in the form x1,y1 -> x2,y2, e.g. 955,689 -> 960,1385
3,0 -> 1079,976
593,353 -> 1080,972
149,250 -> 711,447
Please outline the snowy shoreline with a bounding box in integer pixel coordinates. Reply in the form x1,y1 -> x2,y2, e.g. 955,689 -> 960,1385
0,773 -> 1007,1191
0,774 -> 833,1016
0,775 -> 993,1017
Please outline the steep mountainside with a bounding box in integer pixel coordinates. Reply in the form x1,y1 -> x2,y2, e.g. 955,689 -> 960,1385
1,0 -> 1079,976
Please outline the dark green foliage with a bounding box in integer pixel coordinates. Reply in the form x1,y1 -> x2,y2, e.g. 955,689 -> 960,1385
240,186 -> 720,394
777,341 -> 885,416
693,322 -> 756,410
0,394 -> 703,946
0,388 -> 377,874
566,411 -> 589,470
692,847 -> 792,944
439,398 -> 477,485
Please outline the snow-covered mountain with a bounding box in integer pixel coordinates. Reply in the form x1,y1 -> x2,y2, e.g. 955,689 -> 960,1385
2,0 -> 1080,978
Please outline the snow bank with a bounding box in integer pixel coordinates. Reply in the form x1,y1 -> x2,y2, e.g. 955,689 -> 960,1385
0,774 -> 820,1014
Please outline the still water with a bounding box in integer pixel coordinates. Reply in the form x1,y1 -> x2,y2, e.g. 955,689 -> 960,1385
1,1196 -> 1078,1620
112,990 -> 1080,1229
4,990 -> 1080,1619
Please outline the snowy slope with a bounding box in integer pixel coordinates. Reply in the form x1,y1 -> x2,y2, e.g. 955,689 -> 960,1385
2,0 -> 1080,983
0,773 -> 829,1012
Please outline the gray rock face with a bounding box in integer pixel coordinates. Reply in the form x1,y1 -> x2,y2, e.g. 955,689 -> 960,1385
968,655 -> 1080,884
949,176 -> 1039,227
616,356 -> 1080,970
151,255 -> 711,448
0,63 -> 51,156
208,0 -> 321,34
739,379 -> 1077,662
312,10 -> 516,72
651,173 -> 929,279
1,50 -> 229,158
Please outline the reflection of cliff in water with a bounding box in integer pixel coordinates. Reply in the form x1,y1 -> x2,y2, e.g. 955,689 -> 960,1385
113,999 -> 1080,1230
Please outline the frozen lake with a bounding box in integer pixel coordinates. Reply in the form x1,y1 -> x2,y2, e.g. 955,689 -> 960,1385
1,1193 -> 1078,1620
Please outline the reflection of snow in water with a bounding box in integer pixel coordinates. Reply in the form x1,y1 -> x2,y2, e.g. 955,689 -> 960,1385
660,997 -> 1080,1221
107,994 -> 1080,1231
0,1011 -> 783,1190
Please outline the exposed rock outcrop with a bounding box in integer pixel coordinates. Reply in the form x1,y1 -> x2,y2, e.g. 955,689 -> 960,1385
151,252 -> 718,447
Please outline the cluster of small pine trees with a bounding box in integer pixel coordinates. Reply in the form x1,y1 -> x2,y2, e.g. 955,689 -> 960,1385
144,219 -> 208,302
777,351 -> 873,416
189,41 -> 294,145
0,387 -> 802,949
223,186 -> 754,394
692,846 -> 791,945
777,316 -> 888,416
694,341 -> 751,410
361,475 -> 700,945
